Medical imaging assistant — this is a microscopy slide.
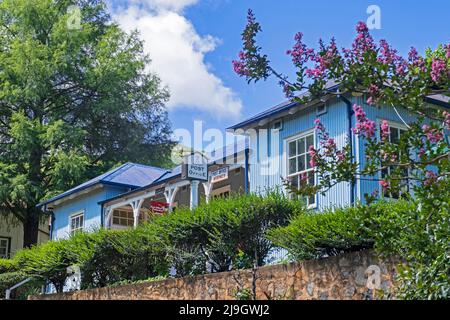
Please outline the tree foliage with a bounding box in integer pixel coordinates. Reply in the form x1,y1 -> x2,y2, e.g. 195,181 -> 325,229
0,0 -> 173,246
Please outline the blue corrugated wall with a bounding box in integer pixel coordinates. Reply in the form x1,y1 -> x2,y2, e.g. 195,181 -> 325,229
249,96 -> 418,210
51,185 -> 128,240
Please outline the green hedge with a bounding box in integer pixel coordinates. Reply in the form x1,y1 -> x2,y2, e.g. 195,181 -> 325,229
267,206 -> 373,260
147,191 -> 302,275
267,200 -> 416,261
0,191 -> 302,292
0,258 -> 17,274
3,194 -> 432,298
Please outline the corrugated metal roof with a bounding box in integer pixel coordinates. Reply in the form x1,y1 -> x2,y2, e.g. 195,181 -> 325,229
38,163 -> 168,207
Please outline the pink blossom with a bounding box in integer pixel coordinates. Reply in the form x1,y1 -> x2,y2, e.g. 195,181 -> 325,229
422,125 -> 444,143
352,104 -> 376,138
418,148 -> 426,158
443,111 -> 450,129
430,58 -> 446,83
300,172 -> 309,183
408,46 -> 425,68
380,120 -> 390,140
378,39 -> 400,65
350,22 -> 375,62
356,21 -> 368,33
308,146 -> 317,167
287,32 -> 315,67
232,60 -> 247,76
281,81 -> 293,98
379,180 -> 389,189
336,151 -> 346,162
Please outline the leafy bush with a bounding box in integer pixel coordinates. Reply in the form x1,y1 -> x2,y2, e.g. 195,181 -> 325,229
267,205 -> 374,260
0,258 -> 18,274
148,191 -> 303,276
5,191 -> 301,290
0,271 -> 44,300
13,240 -> 75,292
268,199 -> 450,299
68,228 -> 169,289
360,198 -> 449,299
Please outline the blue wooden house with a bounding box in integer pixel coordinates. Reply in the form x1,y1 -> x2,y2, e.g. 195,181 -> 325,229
38,163 -> 169,240
39,86 -> 449,241
227,86 -> 449,210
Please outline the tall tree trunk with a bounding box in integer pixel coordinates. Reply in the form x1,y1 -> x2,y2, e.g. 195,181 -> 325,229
23,209 -> 40,248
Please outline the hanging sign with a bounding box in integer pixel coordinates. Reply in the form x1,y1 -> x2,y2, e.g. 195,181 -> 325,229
150,201 -> 169,214
181,152 -> 208,181
210,167 -> 229,184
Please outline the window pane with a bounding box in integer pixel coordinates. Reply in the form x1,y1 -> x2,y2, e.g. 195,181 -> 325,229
289,141 -> 296,157
298,138 -> 305,155
308,171 -> 315,185
289,158 -> 297,174
306,135 -> 314,151
308,194 -> 315,206
113,217 -> 120,225
297,155 -> 306,172
306,153 -> 313,169
390,127 -> 399,143
290,175 -> 299,188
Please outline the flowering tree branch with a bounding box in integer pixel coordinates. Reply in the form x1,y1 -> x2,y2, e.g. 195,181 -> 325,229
233,9 -> 449,200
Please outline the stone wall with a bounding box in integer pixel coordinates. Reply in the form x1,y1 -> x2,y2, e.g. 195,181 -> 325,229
29,250 -> 398,300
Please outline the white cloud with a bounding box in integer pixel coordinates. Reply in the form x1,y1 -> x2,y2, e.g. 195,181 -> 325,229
112,1 -> 242,118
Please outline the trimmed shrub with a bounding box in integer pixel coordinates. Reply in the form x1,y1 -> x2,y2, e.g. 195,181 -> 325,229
13,239 -> 75,292
267,205 -> 374,260
0,258 -> 18,274
267,201 -> 418,261
148,190 -> 303,276
68,228 -> 169,289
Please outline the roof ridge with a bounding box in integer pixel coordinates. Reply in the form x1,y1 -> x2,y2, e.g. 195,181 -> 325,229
126,162 -> 168,171
99,162 -> 133,183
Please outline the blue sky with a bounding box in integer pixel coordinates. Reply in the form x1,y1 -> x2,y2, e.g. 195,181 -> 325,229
109,0 -> 449,149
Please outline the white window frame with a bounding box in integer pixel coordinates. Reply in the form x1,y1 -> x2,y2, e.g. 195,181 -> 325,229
111,208 -> 134,228
377,119 -> 410,199
69,211 -> 84,236
0,237 -> 10,259
284,129 -> 317,209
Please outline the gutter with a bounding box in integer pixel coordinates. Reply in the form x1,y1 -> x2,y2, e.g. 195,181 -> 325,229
244,145 -> 250,194
337,93 -> 356,206
49,212 -> 55,240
